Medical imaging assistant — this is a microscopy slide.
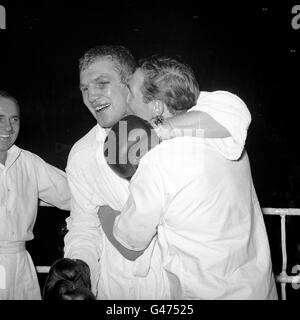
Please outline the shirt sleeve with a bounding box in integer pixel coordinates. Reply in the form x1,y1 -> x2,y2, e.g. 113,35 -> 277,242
63,158 -> 103,295
32,154 -> 71,211
113,161 -> 164,251
191,90 -> 252,160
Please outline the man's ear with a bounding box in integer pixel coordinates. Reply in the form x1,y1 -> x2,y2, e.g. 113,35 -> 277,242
151,100 -> 164,117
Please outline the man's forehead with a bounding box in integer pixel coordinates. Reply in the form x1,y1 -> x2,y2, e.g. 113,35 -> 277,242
0,97 -> 18,112
80,58 -> 118,76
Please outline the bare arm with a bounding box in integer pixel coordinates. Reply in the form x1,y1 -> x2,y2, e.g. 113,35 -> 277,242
98,205 -> 145,261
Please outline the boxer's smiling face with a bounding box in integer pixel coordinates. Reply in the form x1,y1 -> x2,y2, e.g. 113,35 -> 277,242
80,58 -> 129,128
0,97 -> 20,162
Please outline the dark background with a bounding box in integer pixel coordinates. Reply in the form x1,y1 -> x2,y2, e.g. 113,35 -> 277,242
1,0 -> 300,298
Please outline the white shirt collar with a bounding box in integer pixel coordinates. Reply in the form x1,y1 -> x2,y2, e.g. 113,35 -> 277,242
0,145 -> 22,170
95,123 -> 111,142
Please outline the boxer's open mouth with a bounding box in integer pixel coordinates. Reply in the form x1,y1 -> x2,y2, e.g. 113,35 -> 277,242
95,103 -> 111,112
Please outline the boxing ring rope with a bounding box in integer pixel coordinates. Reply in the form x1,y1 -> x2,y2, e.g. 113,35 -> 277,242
262,208 -> 300,300
35,207 -> 300,300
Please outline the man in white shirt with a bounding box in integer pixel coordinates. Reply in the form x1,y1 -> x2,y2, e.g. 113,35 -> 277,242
0,91 -> 70,299
61,45 -> 253,299
101,55 -> 278,299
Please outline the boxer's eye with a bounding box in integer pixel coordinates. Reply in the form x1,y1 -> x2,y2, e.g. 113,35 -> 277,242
96,81 -> 109,89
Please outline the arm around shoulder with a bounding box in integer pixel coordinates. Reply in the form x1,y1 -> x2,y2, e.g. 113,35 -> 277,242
155,91 -> 251,141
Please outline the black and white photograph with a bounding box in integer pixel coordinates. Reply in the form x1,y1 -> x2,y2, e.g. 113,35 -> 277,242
0,0 -> 300,307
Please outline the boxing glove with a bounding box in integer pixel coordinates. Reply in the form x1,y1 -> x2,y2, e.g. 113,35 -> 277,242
104,115 -> 160,180
43,258 -> 96,300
